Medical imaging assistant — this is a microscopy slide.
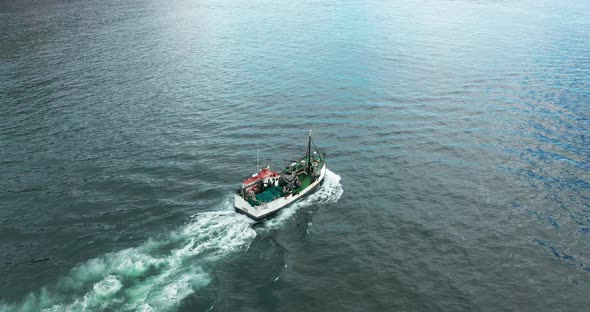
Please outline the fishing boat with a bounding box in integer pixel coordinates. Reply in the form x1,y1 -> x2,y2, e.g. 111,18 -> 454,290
234,130 -> 326,220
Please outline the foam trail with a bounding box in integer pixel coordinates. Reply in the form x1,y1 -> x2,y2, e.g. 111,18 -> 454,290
1,211 -> 255,312
0,170 -> 343,312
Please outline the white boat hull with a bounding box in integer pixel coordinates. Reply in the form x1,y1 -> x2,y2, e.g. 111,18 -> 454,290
234,164 -> 326,220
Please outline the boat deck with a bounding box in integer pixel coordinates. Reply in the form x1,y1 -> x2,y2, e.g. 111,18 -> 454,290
293,174 -> 312,194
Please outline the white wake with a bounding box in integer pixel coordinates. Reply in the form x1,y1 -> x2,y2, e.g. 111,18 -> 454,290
0,170 -> 343,312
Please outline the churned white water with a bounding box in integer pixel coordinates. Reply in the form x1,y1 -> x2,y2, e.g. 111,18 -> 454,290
1,170 -> 343,312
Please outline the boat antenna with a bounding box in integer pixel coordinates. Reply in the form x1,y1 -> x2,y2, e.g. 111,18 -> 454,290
257,144 -> 260,172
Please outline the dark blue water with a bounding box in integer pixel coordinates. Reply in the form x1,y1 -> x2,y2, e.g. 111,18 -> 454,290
1,0 -> 589,310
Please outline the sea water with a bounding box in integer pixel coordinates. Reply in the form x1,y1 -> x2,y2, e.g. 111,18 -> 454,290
1,0 -> 589,311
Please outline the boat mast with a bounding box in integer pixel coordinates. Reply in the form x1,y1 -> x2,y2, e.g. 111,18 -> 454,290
306,129 -> 312,174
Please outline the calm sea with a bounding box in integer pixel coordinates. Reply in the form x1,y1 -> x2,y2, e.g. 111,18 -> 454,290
1,0 -> 589,311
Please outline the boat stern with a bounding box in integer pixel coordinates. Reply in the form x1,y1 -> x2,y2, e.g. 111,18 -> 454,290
234,193 -> 266,220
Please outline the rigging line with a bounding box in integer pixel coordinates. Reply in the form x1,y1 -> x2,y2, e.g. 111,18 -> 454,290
310,137 -> 322,156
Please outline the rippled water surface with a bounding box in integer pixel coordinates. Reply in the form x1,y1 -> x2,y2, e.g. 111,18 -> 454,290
1,0 -> 589,311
